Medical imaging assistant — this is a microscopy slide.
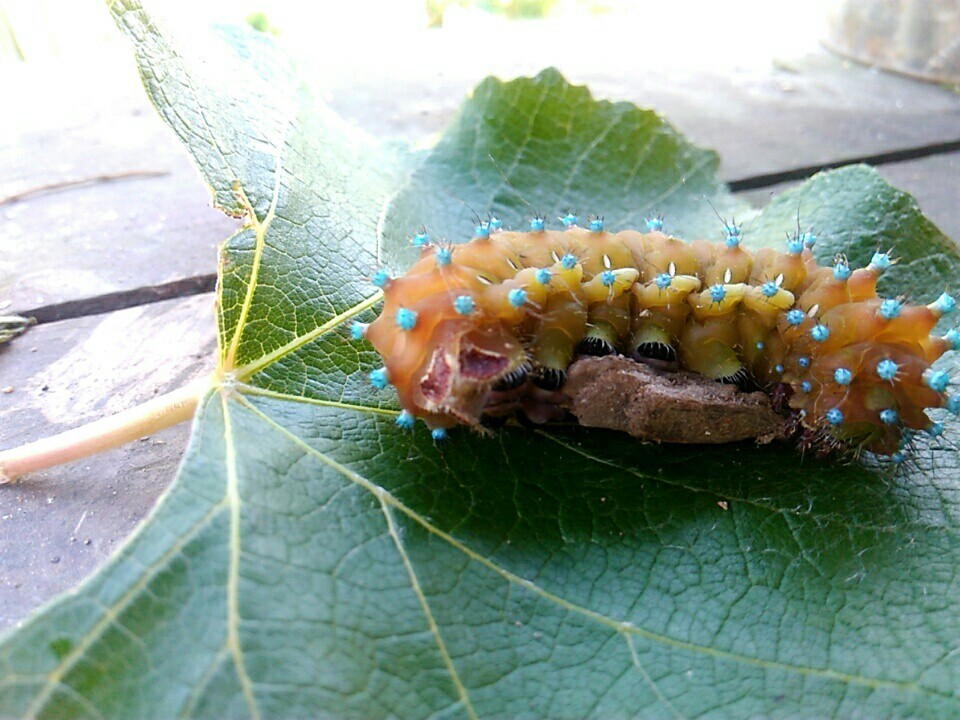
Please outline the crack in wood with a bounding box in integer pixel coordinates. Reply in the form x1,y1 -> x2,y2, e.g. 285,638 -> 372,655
12,142 -> 960,326
18,275 -> 216,325
729,139 -> 960,191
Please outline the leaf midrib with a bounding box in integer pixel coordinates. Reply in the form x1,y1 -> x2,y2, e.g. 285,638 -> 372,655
223,155 -> 286,371
221,390 -> 262,720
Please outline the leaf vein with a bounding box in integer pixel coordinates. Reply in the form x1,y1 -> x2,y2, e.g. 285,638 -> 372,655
380,502 -> 479,720
535,430 -> 958,539
221,390 -> 262,720
625,634 -> 686,720
236,395 -> 956,702
234,292 -> 383,380
223,113 -> 290,370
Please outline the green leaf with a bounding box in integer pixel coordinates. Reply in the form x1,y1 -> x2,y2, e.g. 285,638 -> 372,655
3,2 -> 960,718
748,164 -> 960,302
381,67 -> 747,270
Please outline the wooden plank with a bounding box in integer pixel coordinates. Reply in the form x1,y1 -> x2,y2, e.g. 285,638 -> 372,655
5,37 -> 959,314
0,294 -> 215,630
739,152 -> 960,243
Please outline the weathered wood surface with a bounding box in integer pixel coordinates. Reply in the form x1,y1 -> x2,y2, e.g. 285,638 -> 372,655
3,39 -> 959,313
1,61 -> 238,312
0,295 -> 215,629
0,31 -> 958,630
326,51 -> 960,183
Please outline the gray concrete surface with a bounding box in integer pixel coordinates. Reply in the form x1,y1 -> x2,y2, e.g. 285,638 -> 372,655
0,295 -> 214,629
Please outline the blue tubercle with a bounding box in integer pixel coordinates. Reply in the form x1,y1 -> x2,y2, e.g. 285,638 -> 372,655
945,329 -> 960,350
800,381 -> 812,393
932,292 -> 957,315
833,261 -> 851,281
435,248 -> 452,266
369,367 -> 389,389
395,307 -> 418,331
870,252 -> 892,271
775,364 -> 784,374
826,408 -> 844,425
431,428 -> 447,442
412,230 -> 429,247
645,216 -> 664,232
453,295 -> 475,315
350,322 -> 368,340
535,268 -> 552,285
656,273 -> 673,290
949,396 -> 960,415
508,288 -> 528,308
925,369 -> 950,392
891,452 -> 906,464
879,408 -> 899,425
879,299 -> 902,320
876,359 -> 898,381
561,213 -> 578,227
589,218 -> 604,232
798,356 -> 810,368
600,270 -> 616,287
530,216 -> 546,232
801,232 -> 817,249
928,422 -> 945,438
786,309 -> 805,326
786,237 -> 804,256
756,341 -> 764,350
811,324 -> 829,342
834,367 -> 852,385
709,284 -> 726,303
396,410 -> 416,430
761,281 -> 778,298
489,217 -> 502,231
561,254 -> 578,270
475,223 -> 491,239
372,269 -> 392,288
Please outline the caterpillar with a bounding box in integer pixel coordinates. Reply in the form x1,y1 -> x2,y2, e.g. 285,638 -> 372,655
352,215 -> 959,462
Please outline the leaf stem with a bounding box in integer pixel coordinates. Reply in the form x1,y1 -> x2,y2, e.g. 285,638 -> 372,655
0,377 -> 209,484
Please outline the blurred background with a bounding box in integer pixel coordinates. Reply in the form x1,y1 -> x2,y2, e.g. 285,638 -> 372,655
1,0 -> 831,71
1,0 -> 958,83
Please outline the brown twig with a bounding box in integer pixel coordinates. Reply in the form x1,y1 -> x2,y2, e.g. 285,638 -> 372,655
0,169 -> 170,206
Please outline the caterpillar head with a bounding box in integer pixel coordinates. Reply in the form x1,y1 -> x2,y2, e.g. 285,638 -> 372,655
365,287 -> 528,429
414,321 -> 527,426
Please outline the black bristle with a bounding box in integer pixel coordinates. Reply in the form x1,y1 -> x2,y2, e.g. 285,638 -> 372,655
633,341 -> 677,363
533,367 -> 567,390
492,367 -> 528,391
718,368 -> 761,393
576,336 -> 615,357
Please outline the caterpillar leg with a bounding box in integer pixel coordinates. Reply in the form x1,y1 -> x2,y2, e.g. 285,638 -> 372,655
631,322 -> 677,363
